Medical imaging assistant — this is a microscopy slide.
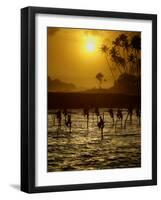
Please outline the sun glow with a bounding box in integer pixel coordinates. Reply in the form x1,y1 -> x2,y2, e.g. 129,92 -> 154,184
85,36 -> 98,53
86,40 -> 95,52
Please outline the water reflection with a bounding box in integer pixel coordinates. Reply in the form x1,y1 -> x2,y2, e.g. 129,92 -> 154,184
48,108 -> 141,172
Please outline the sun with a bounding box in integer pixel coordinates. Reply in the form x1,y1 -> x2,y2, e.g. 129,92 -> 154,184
83,35 -> 101,54
84,36 -> 97,53
86,40 -> 95,52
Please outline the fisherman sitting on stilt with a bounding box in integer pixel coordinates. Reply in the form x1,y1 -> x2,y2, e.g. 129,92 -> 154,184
97,116 -> 105,139
65,114 -> 72,132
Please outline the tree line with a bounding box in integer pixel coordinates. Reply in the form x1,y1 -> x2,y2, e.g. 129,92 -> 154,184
96,33 -> 141,88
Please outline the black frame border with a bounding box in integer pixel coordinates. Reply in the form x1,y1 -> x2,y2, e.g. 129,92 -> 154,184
21,6 -> 157,193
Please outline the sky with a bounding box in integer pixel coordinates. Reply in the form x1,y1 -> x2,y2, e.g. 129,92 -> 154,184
48,28 -> 140,90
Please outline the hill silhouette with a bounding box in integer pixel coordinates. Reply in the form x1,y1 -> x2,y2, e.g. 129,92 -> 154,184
48,77 -> 76,92
48,74 -> 141,109
85,74 -> 141,95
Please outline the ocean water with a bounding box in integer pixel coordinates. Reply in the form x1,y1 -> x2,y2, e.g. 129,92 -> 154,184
48,108 -> 141,172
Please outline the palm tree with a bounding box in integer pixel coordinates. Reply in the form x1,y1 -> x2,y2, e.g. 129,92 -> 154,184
100,45 -> 116,81
127,53 -> 137,74
96,73 -> 104,89
130,35 -> 141,52
100,44 -> 108,53
112,34 -> 129,73
109,46 -> 126,74
130,35 -> 141,76
100,33 -> 141,88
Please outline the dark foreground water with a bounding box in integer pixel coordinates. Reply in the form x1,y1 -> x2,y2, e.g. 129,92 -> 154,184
48,108 -> 141,172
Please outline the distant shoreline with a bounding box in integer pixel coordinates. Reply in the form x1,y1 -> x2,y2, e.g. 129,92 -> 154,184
48,92 -> 141,109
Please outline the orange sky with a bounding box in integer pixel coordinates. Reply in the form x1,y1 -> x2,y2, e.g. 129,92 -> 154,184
48,28 -> 140,90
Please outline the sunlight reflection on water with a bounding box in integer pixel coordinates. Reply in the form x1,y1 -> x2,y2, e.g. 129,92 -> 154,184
48,108 -> 141,172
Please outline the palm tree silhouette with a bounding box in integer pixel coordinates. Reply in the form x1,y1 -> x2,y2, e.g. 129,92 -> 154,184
130,35 -> 141,51
100,33 -> 141,89
109,46 -> 125,74
96,72 -> 104,89
130,35 -> 141,76
100,44 -> 116,81
112,34 -> 129,73
128,53 -> 137,74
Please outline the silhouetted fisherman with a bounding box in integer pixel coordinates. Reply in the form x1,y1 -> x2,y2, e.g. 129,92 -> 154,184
83,107 -> 89,129
63,108 -> 68,121
124,106 -> 133,128
95,107 -> 100,122
97,116 -> 105,139
117,109 -> 123,121
108,108 -> 114,125
65,114 -> 72,132
51,114 -> 55,126
136,108 -> 141,125
115,109 -> 123,130
128,106 -> 133,122
56,110 -> 62,127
